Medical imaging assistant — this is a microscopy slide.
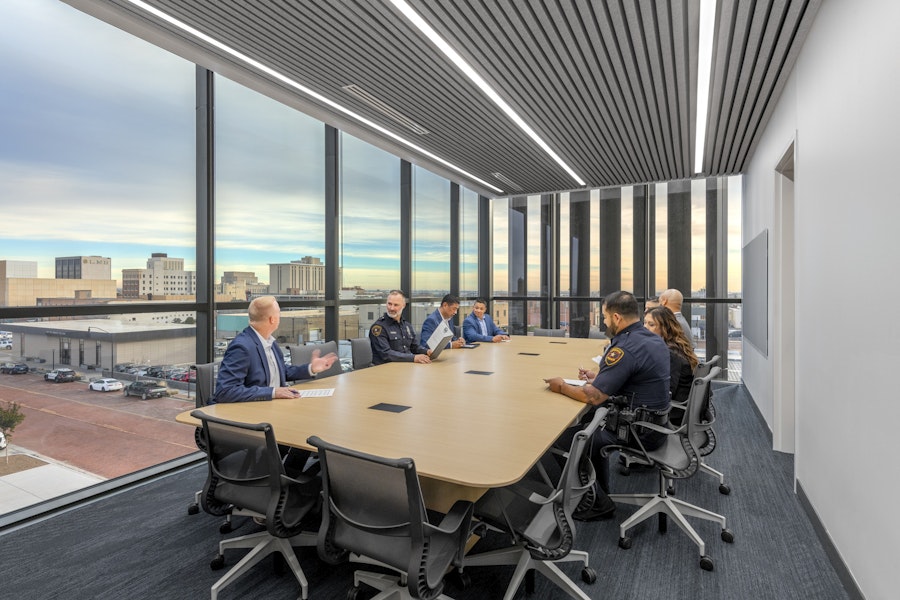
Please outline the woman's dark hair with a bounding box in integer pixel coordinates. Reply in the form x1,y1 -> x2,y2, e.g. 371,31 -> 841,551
648,307 -> 698,370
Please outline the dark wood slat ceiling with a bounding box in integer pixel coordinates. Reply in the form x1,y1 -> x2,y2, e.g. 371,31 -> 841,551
65,0 -> 821,197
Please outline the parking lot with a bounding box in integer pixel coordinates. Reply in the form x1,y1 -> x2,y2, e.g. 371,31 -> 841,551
0,369 -> 197,479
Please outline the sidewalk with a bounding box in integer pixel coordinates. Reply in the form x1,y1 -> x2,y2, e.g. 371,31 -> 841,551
0,447 -> 103,514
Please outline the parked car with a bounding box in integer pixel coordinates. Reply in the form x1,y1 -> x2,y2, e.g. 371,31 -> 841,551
45,368 -> 77,383
0,430 -> 6,451
123,380 -> 169,400
0,342 -> 11,350
88,378 -> 124,392
1,362 -> 29,374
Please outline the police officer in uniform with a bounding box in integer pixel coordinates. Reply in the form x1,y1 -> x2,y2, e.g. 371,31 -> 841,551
369,290 -> 433,365
545,290 -> 670,520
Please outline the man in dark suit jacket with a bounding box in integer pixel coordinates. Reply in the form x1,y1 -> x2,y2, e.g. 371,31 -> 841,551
462,298 -> 510,343
213,296 -> 337,403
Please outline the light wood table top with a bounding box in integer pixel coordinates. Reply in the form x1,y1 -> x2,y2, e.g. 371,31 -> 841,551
178,335 -> 608,510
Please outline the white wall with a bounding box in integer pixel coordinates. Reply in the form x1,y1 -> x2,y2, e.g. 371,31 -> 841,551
742,1 -> 900,597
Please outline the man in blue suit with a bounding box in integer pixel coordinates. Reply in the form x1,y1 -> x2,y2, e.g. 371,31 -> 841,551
213,295 -> 337,403
419,293 -> 466,350
463,298 -> 510,343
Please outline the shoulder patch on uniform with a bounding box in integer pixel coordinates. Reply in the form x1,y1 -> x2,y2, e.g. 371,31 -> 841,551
605,347 -> 625,366
371,324 -> 383,337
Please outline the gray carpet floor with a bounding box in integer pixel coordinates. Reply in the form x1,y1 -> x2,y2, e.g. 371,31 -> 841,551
0,383 -> 849,600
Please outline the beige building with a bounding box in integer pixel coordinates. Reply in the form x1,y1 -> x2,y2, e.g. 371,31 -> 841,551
122,253 -> 196,299
1,259 -> 118,307
269,257 -> 325,295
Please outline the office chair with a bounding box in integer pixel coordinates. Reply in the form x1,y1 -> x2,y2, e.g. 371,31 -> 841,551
667,355 -> 729,494
349,337 -> 373,370
188,362 -> 242,532
462,407 -> 608,600
308,435 -> 474,600
605,368 -> 734,571
290,341 -> 343,378
533,327 -> 566,337
194,411 -> 320,600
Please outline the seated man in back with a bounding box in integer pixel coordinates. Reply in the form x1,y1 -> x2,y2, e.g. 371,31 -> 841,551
213,295 -> 337,403
463,298 -> 510,343
419,294 -> 466,350
370,290 -> 432,365
544,290 -> 670,520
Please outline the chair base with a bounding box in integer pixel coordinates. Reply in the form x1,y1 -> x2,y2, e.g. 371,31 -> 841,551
464,544 -> 592,600
609,491 -> 727,557
351,570 -> 455,600
211,529 -> 316,600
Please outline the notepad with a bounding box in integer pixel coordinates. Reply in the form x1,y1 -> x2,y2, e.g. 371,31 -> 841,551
563,378 -> 586,387
297,388 -> 335,397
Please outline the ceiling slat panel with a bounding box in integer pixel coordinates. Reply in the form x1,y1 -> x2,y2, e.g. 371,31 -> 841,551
70,0 -> 820,195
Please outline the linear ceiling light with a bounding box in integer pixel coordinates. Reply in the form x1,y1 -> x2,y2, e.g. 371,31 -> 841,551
388,0 -> 586,188
694,0 -> 717,174
122,0 -> 503,194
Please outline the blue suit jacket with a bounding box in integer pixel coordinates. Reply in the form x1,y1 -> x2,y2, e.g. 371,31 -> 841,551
419,309 -> 459,349
212,326 -> 312,403
463,312 -> 506,342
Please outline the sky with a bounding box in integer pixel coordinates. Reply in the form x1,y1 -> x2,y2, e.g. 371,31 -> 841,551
0,0 -> 741,296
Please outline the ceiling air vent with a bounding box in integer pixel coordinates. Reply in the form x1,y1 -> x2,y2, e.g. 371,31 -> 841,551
342,84 -> 429,136
491,172 -> 523,192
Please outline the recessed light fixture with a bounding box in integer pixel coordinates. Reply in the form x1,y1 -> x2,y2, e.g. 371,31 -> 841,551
694,0 -> 718,174
388,0 -> 586,188
342,84 -> 429,136
122,0 -> 503,194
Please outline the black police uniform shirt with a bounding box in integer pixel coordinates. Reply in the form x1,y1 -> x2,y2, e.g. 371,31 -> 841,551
591,320 -> 671,412
369,313 -> 427,365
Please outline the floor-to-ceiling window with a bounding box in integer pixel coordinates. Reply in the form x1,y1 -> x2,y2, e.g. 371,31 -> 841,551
0,0 -> 198,518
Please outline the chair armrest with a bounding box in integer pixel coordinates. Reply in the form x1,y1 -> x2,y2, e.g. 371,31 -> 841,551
428,500 -> 474,536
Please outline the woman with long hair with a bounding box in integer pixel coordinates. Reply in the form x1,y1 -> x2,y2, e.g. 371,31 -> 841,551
644,306 -> 698,406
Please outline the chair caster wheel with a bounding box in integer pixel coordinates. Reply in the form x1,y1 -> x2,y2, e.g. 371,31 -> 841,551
449,569 -> 471,590
666,484 -> 676,495
618,536 -> 632,550
210,554 -> 225,570
346,586 -> 361,600
719,483 -> 731,495
619,466 -> 630,476
187,504 -> 199,515
581,566 -> 597,584
219,522 -> 233,534
721,528 -> 734,543
700,555 -> 714,571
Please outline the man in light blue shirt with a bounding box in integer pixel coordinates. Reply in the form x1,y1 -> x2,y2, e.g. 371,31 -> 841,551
463,298 -> 509,343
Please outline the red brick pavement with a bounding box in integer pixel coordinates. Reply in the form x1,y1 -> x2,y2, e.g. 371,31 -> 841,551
0,374 -> 197,479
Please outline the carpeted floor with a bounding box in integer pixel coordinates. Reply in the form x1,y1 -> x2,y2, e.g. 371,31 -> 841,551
0,382 -> 849,600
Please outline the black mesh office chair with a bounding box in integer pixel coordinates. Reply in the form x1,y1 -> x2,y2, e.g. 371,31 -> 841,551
462,407 -> 608,600
605,368 -> 734,571
290,341 -> 343,378
188,362 -> 237,529
349,337 -> 373,370
308,435 -> 474,600
669,355 -> 729,494
533,327 -> 566,337
194,411 -> 320,600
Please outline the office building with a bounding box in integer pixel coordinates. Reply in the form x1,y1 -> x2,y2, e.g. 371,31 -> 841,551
121,253 -> 196,299
55,255 -> 112,280
268,257 -> 325,296
0,1 -> 895,598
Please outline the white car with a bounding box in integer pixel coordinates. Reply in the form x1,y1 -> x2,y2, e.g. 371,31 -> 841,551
88,378 -> 124,392
0,430 -> 6,450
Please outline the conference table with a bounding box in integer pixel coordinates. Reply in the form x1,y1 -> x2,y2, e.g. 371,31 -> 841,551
177,335 -> 609,511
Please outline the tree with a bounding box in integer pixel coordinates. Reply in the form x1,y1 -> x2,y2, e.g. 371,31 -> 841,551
0,401 -> 26,464
183,316 -> 195,324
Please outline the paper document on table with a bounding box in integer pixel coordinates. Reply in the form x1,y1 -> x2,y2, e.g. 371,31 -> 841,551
426,320 -> 454,350
563,379 -> 587,387
298,388 -> 335,397
592,355 -> 603,365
